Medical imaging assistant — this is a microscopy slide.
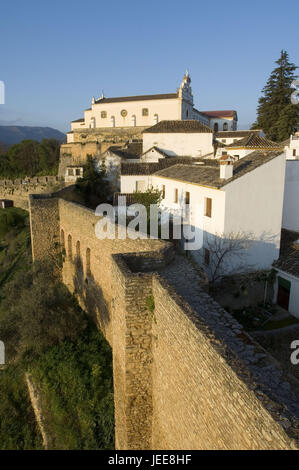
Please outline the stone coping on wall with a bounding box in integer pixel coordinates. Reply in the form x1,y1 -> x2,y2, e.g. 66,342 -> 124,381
112,251 -> 299,446
0,176 -> 63,186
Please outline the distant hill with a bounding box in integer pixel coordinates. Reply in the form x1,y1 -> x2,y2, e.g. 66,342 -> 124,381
0,126 -> 65,146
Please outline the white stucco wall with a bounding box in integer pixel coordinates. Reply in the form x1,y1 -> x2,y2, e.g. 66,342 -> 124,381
285,135 -> 299,159
143,132 -> 214,158
82,98 -> 182,129
120,174 -> 154,193
223,153 -> 286,271
140,148 -> 166,163
282,161 -> 299,232
273,269 -> 299,318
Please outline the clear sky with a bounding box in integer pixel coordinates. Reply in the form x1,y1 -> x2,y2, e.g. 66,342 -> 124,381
1,0 -> 299,133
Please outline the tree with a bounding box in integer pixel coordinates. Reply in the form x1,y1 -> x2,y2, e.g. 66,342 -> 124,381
133,185 -> 163,216
204,231 -> 253,284
75,156 -> 110,208
252,50 -> 299,141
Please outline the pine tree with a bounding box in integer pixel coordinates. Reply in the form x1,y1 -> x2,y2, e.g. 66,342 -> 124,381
252,50 -> 299,141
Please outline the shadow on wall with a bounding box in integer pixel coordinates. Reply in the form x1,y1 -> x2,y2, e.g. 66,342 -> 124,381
182,227 -> 280,282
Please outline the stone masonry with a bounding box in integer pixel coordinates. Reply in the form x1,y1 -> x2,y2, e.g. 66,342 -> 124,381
28,191 -> 299,450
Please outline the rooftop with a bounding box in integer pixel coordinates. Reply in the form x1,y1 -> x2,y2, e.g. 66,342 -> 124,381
94,92 -> 178,104
226,133 -> 283,149
215,130 -> 262,138
105,142 -> 142,159
200,110 -> 237,118
153,150 -> 283,188
143,120 -> 213,134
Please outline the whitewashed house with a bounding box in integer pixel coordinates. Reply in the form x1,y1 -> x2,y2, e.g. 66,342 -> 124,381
141,120 -> 214,160
214,129 -> 263,147
273,231 -> 299,318
120,150 -> 286,277
282,160 -> 299,232
284,132 -> 299,160
224,134 -> 283,160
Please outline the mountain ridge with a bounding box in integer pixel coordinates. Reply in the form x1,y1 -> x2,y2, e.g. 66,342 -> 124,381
0,126 -> 65,146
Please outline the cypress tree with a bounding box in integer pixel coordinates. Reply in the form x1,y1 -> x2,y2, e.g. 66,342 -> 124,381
252,50 -> 299,142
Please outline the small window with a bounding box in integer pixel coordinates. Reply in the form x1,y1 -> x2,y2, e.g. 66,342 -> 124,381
234,155 -> 240,160
101,111 -> 107,118
293,149 -> 296,156
86,248 -> 91,276
204,248 -> 210,266
154,114 -> 158,124
111,116 -> 115,127
185,191 -> 190,204
90,117 -> 96,128
233,139 -> 238,143
162,185 -> 165,198
68,169 -> 74,176
214,123 -> 219,132
60,229 -> 65,249
75,168 -> 81,176
223,122 -> 228,131
68,234 -> 72,259
132,115 -> 136,126
222,139 -> 226,143
142,108 -> 149,116
186,110 -> 189,118
205,198 -> 212,218
174,188 -> 178,203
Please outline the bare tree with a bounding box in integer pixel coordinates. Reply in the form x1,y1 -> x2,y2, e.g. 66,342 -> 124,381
204,231 -> 253,283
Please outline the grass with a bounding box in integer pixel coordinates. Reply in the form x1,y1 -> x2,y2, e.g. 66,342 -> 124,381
0,208 -> 115,450
261,316 -> 299,330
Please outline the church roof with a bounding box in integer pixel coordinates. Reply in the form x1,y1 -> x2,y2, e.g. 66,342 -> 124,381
71,118 -> 84,123
226,133 -> 283,149
201,110 -> 237,118
95,93 -> 178,104
143,120 -> 213,134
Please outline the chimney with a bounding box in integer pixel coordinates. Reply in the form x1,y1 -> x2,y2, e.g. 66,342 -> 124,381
220,156 -> 233,179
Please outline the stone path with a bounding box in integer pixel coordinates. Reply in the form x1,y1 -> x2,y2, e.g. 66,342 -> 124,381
159,254 -> 299,423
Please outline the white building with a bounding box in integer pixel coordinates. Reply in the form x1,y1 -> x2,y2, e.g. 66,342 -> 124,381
141,120 -> 214,160
223,133 -> 283,160
273,231 -> 299,318
282,161 -> 299,232
67,72 -> 238,143
284,132 -> 299,159
120,150 -> 286,277
214,129 -> 263,146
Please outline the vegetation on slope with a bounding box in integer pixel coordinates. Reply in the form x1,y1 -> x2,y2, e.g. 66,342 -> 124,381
0,138 -> 61,178
0,208 -> 114,450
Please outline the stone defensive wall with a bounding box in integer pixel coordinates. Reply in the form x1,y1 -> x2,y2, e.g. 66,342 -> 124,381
0,176 -> 64,210
59,126 -> 147,176
28,191 -> 299,450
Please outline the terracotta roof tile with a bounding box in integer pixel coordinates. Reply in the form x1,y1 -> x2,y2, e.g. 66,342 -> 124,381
143,120 -> 213,134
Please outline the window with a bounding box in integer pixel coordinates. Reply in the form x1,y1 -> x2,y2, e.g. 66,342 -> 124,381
132,115 -> 136,126
75,168 -> 81,176
68,168 -> 74,176
90,117 -> 96,128
162,185 -> 165,198
204,248 -> 210,266
174,188 -> 178,203
223,122 -> 228,131
293,149 -> 297,157
110,116 -> 115,127
86,248 -> 91,276
205,198 -> 212,218
186,110 -> 189,118
142,108 -> 149,116
136,180 -> 145,191
76,240 -> 81,258
222,139 -> 226,143
67,234 -> 72,259
101,111 -> 107,118
234,155 -> 240,160
233,139 -> 238,143
185,191 -> 190,204
60,229 -> 65,249
154,114 -> 159,124
214,123 -> 219,132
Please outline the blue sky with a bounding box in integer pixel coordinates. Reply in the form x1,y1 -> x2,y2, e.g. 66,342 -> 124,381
1,0 -> 298,133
